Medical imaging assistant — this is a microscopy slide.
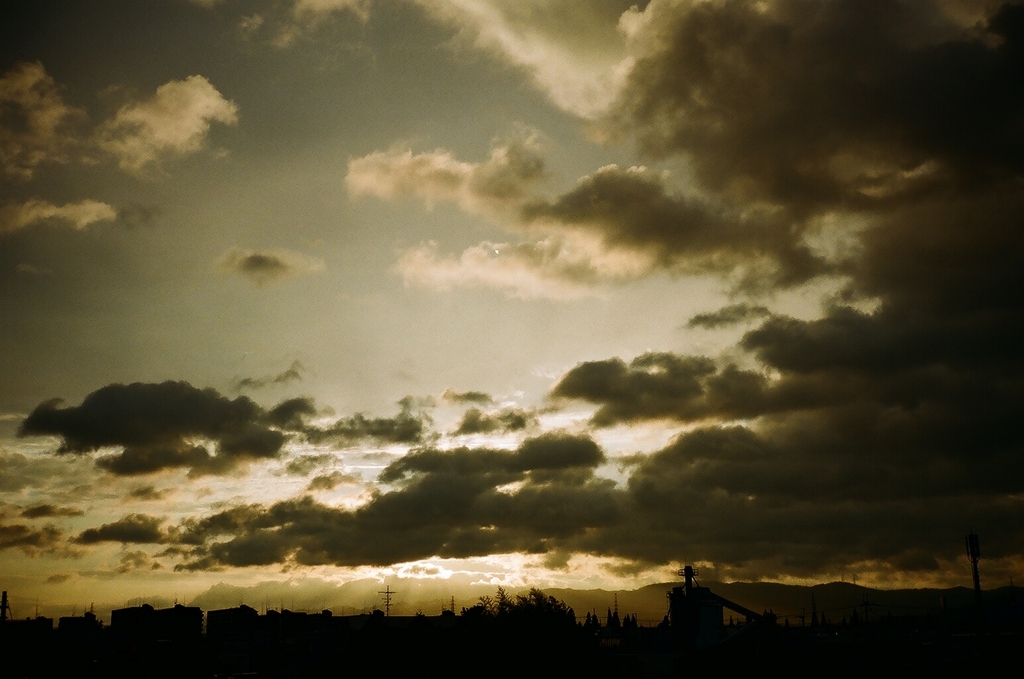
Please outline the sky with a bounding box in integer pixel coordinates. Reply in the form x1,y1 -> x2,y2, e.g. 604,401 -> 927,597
2,0 -> 1023,616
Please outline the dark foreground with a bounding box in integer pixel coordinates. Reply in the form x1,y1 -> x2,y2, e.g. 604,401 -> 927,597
2,605 -> 1022,678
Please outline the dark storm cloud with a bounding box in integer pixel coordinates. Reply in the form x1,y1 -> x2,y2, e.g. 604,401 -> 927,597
74,514 -> 165,545
551,352 -> 714,425
18,381 -> 297,476
551,352 -> 783,426
687,303 -> 771,329
95,444 -> 223,477
615,0 -> 1024,208
533,0 -> 1024,584
169,433 -> 617,569
453,407 -> 537,435
150,408 -> 1024,579
604,415 -> 1024,577
522,164 -> 825,288
381,432 -> 605,482
20,503 -> 83,519
513,433 -> 605,471
6,1 -> 1023,585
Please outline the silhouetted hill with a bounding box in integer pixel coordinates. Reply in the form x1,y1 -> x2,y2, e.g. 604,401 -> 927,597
183,576 -> 1020,626
545,580 -> 1018,625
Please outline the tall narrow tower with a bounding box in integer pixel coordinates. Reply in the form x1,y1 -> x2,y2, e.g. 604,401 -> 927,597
378,585 -> 395,617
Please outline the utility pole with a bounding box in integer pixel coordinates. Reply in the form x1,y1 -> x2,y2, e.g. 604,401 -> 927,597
861,595 -> 872,625
379,585 -> 395,617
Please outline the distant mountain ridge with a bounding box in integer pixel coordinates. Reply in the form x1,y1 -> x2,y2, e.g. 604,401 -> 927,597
179,576 -> 1017,627
545,580 -> 991,625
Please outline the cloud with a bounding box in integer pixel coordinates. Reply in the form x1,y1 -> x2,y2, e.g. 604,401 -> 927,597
142,398 -> 1024,583
266,397 -> 318,431
0,522 -> 63,554
170,433 -> 616,570
0,199 -> 117,235
231,0 -> 370,48
18,381 -> 298,477
522,164 -> 825,290
611,0 -> 1024,208
359,141 -> 825,297
75,514 -> 165,544
303,397 -> 432,445
126,486 -> 167,501
3,64 -> 238,179
0,450 -> 95,492
551,352 -> 752,426
442,389 -> 494,405
235,360 -> 305,390
0,61 -> 81,178
396,235 -> 656,299
454,407 -> 537,435
30,0 -> 1013,586
116,549 -> 160,573
292,0 -> 370,21
284,453 -> 336,476
218,248 -> 325,286
379,2 -> 1024,301
346,136 -> 545,218
307,471 -> 361,491
605,423 -> 1024,577
414,0 -> 637,118
20,504 -> 84,519
687,304 -> 772,329
97,75 -> 238,173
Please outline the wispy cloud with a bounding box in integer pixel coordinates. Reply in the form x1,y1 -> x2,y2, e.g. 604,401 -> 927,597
0,62 -> 81,178
395,236 -> 653,299
0,199 -> 117,235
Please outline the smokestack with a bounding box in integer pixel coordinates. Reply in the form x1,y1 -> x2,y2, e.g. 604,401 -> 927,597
965,531 -> 982,610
